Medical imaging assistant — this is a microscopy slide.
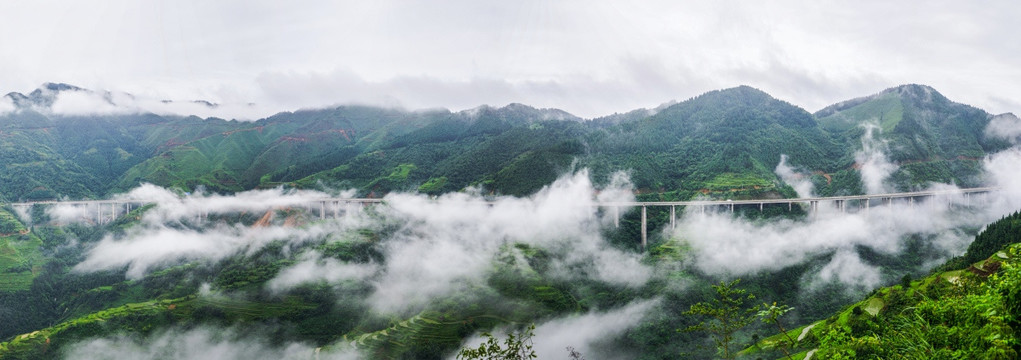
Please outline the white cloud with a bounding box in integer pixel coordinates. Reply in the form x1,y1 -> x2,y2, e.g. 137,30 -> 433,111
855,122 -> 898,194
363,169 -> 648,313
458,299 -> 659,360
775,154 -> 815,198
63,326 -> 360,360
70,171 -> 651,314
114,184 -> 353,224
42,87 -> 278,120
49,90 -> 131,115
46,203 -> 95,224
985,113 -> 1021,143
531,299 -> 659,359
1,1 -> 1019,119
0,95 -> 14,114
73,223 -> 339,279
266,251 -> 378,293
671,145 -> 1021,286
810,249 -> 882,291
71,185 -> 366,278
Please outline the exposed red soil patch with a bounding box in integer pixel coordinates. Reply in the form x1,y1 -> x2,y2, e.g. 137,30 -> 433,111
222,126 -> 264,137
253,210 -> 275,227
813,171 -> 833,185
0,229 -> 30,237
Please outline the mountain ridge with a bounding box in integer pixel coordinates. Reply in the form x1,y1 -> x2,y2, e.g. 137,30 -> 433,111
0,83 -> 1012,201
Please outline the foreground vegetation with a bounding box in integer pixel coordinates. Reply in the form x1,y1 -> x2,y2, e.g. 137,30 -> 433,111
746,212 -> 1021,359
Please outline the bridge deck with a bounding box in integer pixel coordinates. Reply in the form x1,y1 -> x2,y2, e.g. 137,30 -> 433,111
5,186 -> 998,208
5,187 -> 998,251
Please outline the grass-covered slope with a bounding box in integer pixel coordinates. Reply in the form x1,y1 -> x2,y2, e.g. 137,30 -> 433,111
0,208 -> 43,292
817,84 -> 1008,189
746,211 -> 1021,359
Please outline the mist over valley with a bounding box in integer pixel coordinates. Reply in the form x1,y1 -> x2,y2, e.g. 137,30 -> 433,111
1,81 -> 1021,359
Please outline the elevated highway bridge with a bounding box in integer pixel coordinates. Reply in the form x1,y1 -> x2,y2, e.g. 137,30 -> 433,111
5,186 -> 1000,249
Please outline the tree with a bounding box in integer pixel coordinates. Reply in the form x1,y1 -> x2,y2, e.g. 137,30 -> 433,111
683,279 -> 759,359
757,302 -> 796,360
565,346 -> 586,360
457,324 -> 537,360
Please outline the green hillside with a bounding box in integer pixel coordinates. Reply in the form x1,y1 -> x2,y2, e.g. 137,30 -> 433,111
817,84 -> 1008,189
580,86 -> 843,196
746,211 -> 1021,359
0,84 -> 1008,201
0,208 -> 649,359
1,83 -> 1018,358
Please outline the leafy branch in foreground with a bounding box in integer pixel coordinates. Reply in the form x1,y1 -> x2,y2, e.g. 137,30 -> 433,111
457,324 -> 537,360
682,279 -> 759,360
757,302 -> 796,360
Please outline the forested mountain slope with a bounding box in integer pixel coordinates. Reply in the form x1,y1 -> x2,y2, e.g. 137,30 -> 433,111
0,83 -> 1008,201
817,84 -> 1010,189
1,83 -> 1019,359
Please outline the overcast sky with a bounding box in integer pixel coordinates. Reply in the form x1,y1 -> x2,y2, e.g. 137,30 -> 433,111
1,0 -> 1018,119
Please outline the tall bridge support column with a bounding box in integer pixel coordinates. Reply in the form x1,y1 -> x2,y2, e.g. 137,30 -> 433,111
670,205 -> 675,230
640,206 -> 647,250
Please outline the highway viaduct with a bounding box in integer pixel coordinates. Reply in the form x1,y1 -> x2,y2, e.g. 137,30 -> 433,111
5,187 -> 999,249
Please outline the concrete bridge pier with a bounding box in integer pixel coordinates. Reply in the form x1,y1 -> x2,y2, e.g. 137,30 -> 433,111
640,206 -> 647,250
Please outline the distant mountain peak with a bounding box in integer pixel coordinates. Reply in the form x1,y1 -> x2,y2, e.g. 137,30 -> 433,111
883,83 -> 938,94
456,103 -> 581,122
3,82 -> 99,110
880,84 -> 947,103
697,85 -> 775,103
653,85 -> 783,117
36,82 -> 85,93
2,83 -> 232,116
815,84 -> 949,118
